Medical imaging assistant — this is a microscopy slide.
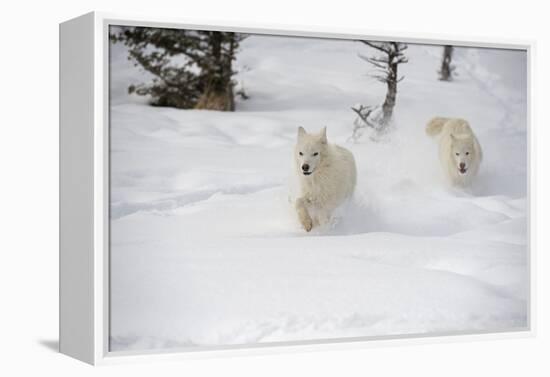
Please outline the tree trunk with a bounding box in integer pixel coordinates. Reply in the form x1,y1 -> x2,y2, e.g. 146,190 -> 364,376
439,45 -> 453,81
226,35 -> 236,111
195,32 -> 235,111
381,61 -> 398,125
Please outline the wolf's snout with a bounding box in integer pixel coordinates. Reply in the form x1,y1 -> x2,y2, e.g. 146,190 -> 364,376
302,164 -> 310,172
459,162 -> 466,169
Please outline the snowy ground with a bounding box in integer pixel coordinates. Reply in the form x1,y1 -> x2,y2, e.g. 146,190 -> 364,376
108,31 -> 528,352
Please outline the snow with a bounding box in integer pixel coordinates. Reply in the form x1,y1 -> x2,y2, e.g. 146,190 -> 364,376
108,31 -> 528,352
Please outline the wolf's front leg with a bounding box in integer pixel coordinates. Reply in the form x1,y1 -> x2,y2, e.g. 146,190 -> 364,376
295,197 -> 313,232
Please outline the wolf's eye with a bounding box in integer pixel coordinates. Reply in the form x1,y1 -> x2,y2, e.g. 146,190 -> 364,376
299,152 -> 303,156
465,152 -> 470,155
455,152 -> 460,156
313,152 -> 319,156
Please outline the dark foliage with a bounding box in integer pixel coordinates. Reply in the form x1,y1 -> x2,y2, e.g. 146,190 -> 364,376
111,27 -> 246,111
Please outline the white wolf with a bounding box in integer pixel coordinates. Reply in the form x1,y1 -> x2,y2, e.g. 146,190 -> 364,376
426,117 -> 483,187
293,126 -> 357,232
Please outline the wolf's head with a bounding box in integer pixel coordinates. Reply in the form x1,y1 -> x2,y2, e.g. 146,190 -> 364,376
295,126 -> 328,176
450,133 -> 476,175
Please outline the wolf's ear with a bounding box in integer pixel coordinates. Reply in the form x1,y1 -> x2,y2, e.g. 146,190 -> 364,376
319,127 -> 327,144
298,126 -> 306,138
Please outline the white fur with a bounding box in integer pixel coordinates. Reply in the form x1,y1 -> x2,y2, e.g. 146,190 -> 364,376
426,117 -> 483,187
293,126 -> 357,231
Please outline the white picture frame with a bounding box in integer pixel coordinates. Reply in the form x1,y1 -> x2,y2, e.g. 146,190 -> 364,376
59,11 -> 535,365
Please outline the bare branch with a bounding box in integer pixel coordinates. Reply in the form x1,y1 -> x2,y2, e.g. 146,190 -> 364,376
363,58 -> 388,70
360,40 -> 392,54
367,56 -> 390,63
396,56 -> 409,64
396,43 -> 408,52
351,105 -> 374,125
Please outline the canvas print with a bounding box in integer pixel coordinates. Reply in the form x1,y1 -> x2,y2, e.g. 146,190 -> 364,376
108,25 -> 528,352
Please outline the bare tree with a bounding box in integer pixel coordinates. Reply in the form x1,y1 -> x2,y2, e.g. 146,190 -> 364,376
350,41 -> 408,141
438,45 -> 454,81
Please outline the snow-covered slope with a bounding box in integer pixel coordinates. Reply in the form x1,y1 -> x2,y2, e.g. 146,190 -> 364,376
108,32 -> 528,351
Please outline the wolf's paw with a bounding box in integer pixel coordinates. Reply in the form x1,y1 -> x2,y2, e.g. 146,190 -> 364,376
301,216 -> 313,232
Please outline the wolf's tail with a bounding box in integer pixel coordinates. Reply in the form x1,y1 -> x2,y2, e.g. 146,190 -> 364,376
425,117 -> 448,137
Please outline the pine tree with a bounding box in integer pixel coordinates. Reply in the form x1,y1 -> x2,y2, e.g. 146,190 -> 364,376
111,27 -> 246,111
